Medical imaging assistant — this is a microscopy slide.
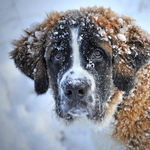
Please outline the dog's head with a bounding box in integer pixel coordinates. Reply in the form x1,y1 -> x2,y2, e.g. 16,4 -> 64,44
47,24 -> 113,121
10,7 -> 150,123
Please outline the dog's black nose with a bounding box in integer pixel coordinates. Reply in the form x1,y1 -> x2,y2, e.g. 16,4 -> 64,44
63,80 -> 90,100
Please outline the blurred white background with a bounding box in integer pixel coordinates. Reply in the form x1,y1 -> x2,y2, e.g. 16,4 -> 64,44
0,0 -> 150,150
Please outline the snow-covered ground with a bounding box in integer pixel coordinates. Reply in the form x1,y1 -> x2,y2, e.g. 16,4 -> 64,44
0,0 -> 150,150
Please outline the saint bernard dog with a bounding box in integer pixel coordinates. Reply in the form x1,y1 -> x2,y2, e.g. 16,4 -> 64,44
10,7 -> 150,149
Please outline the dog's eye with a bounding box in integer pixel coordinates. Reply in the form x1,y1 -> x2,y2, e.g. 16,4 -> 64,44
93,49 -> 103,59
54,52 -> 62,60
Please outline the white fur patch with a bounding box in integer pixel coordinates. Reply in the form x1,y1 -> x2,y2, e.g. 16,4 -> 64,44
72,28 -> 80,69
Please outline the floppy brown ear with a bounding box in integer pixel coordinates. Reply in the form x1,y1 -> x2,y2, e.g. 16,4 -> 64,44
112,39 -> 150,93
10,26 -> 49,95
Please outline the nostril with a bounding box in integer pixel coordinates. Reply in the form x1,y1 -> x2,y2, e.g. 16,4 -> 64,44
63,80 -> 89,99
66,89 -> 72,96
78,89 -> 85,96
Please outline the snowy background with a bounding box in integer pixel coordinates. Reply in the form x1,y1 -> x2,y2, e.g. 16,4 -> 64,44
0,0 -> 150,150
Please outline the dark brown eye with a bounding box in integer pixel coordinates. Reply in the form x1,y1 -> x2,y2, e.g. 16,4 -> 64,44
55,52 -> 62,60
93,49 -> 103,59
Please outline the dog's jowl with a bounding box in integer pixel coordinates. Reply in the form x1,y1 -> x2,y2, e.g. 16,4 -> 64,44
10,7 -> 150,149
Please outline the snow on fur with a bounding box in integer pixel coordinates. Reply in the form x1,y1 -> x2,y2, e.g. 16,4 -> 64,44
10,6 -> 150,150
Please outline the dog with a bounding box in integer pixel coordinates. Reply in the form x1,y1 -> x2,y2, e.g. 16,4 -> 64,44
10,6 -> 150,149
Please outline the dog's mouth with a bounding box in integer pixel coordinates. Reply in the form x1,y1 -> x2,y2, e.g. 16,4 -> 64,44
67,107 -> 88,118
56,96 -> 105,121
64,101 -> 89,120
55,74 -> 107,121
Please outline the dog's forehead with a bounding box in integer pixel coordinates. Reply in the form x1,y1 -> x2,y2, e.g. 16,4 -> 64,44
46,16 -> 112,57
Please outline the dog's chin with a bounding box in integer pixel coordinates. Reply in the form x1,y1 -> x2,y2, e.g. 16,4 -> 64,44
61,108 -> 88,121
56,104 -> 105,122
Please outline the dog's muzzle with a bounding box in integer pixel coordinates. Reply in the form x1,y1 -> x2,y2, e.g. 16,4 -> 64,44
60,78 -> 92,118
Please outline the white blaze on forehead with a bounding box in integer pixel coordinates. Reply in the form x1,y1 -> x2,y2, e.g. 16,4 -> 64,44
71,28 -> 80,67
60,28 -> 95,92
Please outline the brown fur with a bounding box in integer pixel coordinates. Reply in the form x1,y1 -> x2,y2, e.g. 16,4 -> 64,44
10,7 -> 150,149
99,41 -> 112,56
113,62 -> 150,149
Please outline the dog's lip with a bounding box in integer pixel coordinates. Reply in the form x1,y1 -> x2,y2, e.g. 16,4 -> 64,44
65,108 -> 88,120
78,101 -> 87,108
64,105 -> 105,121
68,107 -> 88,115
65,102 -> 88,119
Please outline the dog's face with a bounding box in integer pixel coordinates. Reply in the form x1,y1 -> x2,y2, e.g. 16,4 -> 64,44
10,8 -> 150,124
46,21 -> 112,121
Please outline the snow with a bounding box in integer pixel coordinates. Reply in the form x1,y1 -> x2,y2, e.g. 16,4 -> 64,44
35,31 -> 43,40
53,31 -> 58,35
1,0 -> 150,150
33,68 -> 37,73
117,33 -> 126,41
120,28 -> 125,34
117,18 -> 123,24
90,126 -> 126,150
98,28 -> 107,37
29,22 -> 40,32
28,36 -> 34,43
94,16 -> 99,21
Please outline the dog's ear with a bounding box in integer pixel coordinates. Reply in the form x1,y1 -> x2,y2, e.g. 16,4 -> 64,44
10,24 -> 49,94
112,38 -> 150,93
